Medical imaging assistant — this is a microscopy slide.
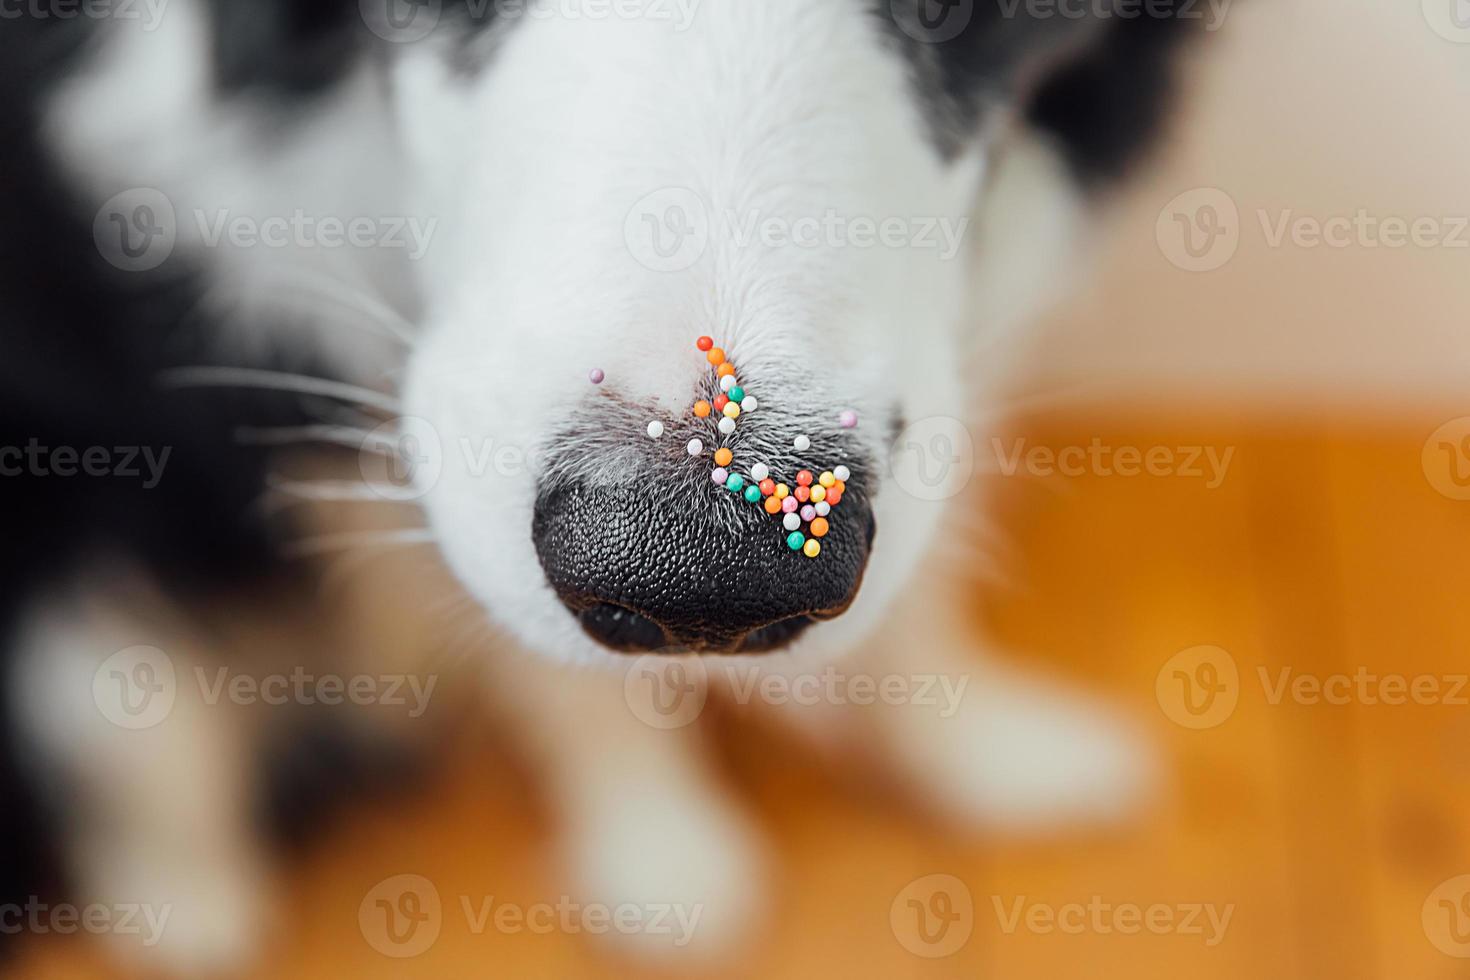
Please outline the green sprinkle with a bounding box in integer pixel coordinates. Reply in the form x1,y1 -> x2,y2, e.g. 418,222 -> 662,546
786,531 -> 805,550
725,473 -> 745,492
729,386 -> 745,402
743,485 -> 762,503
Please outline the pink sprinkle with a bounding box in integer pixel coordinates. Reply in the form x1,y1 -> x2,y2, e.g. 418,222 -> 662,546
781,497 -> 798,514
712,467 -> 729,484
838,409 -> 858,428
800,504 -> 816,522
588,368 -> 605,384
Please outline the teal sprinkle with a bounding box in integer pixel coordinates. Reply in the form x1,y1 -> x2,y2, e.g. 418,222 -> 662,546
725,473 -> 745,492
743,485 -> 762,503
786,531 -> 805,551
729,386 -> 745,402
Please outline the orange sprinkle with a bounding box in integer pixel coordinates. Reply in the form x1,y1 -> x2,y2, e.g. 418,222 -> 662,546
716,362 -> 736,378
810,517 -> 829,538
763,495 -> 782,515
714,447 -> 733,467
693,400 -> 711,418
707,347 -> 726,366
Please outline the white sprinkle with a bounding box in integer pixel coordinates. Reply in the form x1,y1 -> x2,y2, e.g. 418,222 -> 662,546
782,513 -> 801,531
719,375 -> 735,392
712,467 -> 728,484
686,438 -> 703,456
750,462 -> 770,482
646,421 -> 664,439
815,501 -> 831,516
794,434 -> 810,452
834,465 -> 850,481
741,395 -> 758,412
718,416 -> 736,435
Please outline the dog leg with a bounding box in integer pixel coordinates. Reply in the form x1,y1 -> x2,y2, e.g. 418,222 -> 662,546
486,650 -> 765,961
7,567 -> 270,976
856,593 -> 1158,832
745,590 -> 1157,833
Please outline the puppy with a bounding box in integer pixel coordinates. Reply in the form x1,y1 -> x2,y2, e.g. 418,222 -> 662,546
0,0 -> 1193,971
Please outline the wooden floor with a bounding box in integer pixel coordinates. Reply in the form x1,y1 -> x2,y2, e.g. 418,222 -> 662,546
20,404 -> 1470,979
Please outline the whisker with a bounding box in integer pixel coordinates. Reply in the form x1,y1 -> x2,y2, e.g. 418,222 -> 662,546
280,528 -> 437,558
264,475 -> 416,503
159,367 -> 401,415
236,424 -> 396,454
259,267 -> 419,347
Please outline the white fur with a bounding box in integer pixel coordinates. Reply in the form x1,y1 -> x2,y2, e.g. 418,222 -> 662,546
8,570 -> 268,975
35,1 -> 1153,971
396,0 -> 987,665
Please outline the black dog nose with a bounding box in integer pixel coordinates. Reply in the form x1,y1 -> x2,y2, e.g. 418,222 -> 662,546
532,483 -> 874,654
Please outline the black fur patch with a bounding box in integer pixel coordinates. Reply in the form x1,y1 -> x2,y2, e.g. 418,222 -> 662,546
876,0 -> 1196,180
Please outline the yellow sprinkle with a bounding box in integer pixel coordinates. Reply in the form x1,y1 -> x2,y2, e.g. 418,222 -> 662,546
722,401 -> 741,419
775,483 -> 789,499
810,485 -> 826,503
803,539 -> 821,558
818,471 -> 836,488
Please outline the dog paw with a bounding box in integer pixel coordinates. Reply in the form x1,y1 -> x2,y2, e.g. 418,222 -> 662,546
878,665 -> 1159,833
561,779 -> 766,963
84,849 -> 268,978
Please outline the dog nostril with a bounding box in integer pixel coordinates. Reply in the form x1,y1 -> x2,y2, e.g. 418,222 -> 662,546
534,482 -> 874,655
739,615 -> 815,652
576,603 -> 669,652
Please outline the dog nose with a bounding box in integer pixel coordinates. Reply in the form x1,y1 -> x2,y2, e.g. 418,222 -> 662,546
532,483 -> 874,653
